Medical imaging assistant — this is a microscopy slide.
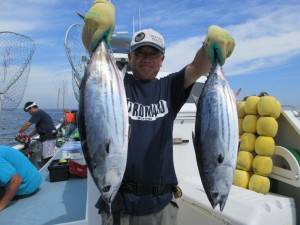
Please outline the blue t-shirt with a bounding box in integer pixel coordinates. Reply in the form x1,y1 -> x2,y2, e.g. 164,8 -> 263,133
0,145 -> 42,195
121,67 -> 193,215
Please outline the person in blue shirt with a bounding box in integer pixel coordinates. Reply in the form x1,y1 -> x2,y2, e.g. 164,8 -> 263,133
83,1 -> 235,224
0,145 -> 42,211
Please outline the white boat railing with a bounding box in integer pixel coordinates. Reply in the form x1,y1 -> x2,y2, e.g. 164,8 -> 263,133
271,146 -> 300,187
272,110 -> 300,187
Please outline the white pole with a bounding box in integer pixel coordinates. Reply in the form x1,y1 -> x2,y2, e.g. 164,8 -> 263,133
62,83 -> 65,110
138,4 -> 142,30
133,16 -> 135,34
57,88 -> 60,109
0,93 -> 3,112
62,80 -> 68,110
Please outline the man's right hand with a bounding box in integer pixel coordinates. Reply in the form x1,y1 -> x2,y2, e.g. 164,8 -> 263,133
15,133 -> 24,143
82,0 -> 115,54
15,133 -> 30,145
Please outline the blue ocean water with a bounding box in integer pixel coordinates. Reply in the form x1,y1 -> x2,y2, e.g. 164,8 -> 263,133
0,109 -> 64,146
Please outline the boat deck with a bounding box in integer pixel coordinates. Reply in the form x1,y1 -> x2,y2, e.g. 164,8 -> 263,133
0,145 -> 87,225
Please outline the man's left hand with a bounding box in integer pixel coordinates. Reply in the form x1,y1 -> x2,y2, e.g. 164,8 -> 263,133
203,25 -> 235,66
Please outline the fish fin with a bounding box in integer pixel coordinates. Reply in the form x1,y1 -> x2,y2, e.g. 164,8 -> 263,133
128,125 -> 132,141
235,88 -> 242,97
79,66 -> 88,91
76,11 -> 85,20
191,95 -> 199,106
121,64 -> 127,77
192,132 -> 196,150
105,142 -> 110,154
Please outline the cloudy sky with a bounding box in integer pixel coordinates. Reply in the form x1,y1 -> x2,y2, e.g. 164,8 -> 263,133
1,0 -> 300,109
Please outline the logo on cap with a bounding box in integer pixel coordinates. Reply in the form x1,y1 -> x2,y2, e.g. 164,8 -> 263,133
135,32 -> 145,42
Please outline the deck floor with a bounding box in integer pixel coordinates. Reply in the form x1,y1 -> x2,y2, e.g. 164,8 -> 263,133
0,146 -> 87,225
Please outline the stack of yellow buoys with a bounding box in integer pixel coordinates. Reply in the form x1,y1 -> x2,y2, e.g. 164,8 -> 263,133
233,93 -> 281,194
234,96 -> 258,190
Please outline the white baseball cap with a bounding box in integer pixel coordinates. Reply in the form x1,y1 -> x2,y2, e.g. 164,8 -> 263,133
24,101 -> 38,112
130,28 -> 165,53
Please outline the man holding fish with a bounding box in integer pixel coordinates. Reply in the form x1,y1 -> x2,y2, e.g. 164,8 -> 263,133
79,0 -> 236,225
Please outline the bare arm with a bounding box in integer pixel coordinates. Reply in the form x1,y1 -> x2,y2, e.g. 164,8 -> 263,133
0,174 -> 22,211
18,121 -> 32,133
184,46 -> 211,89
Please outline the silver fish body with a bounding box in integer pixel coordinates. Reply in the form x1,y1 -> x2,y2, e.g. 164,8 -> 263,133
193,64 -> 239,211
78,41 -> 128,208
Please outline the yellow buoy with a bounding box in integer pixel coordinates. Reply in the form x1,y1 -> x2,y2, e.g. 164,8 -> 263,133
237,101 -> 246,118
233,169 -> 251,189
244,96 -> 260,115
252,155 -> 273,176
237,151 -> 254,171
240,133 -> 256,152
255,136 -> 275,156
249,174 -> 270,194
257,117 -> 278,137
238,118 -> 243,135
274,100 -> 281,119
257,96 -> 281,119
242,115 -> 257,133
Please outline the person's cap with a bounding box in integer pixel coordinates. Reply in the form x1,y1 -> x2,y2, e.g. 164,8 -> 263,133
24,101 -> 38,112
130,29 -> 165,53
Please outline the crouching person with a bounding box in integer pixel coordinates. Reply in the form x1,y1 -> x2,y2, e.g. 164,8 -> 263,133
0,145 -> 42,212
19,101 -> 57,167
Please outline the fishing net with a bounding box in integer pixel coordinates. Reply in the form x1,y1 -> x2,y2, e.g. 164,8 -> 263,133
1,65 -> 30,110
72,70 -> 80,102
0,32 -> 35,110
64,23 -> 89,102
64,23 -> 131,102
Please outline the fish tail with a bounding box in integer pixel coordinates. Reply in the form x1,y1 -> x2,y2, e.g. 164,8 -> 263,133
102,211 -> 113,225
219,198 -> 227,212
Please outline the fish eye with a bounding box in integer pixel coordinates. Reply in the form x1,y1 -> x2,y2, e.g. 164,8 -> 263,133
217,154 -> 224,163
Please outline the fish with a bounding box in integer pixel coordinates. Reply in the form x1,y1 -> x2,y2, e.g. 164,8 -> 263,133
192,63 -> 239,211
78,41 -> 129,214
